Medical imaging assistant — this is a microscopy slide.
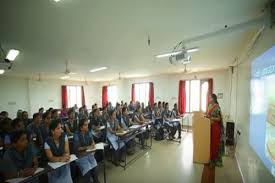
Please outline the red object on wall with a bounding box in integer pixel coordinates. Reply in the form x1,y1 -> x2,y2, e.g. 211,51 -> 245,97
61,85 -> 68,109
178,80 -> 186,114
149,82 -> 154,107
102,86 -> 108,108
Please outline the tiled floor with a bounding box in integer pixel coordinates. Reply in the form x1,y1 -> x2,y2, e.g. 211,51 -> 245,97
97,132 -> 243,183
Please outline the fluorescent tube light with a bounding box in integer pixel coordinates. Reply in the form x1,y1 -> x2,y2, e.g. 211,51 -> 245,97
6,49 -> 20,61
60,75 -> 70,80
90,67 -> 108,73
155,51 -> 183,58
187,48 -> 199,53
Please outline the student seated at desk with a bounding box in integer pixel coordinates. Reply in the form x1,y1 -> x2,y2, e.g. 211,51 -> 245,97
40,111 -> 51,143
171,103 -> 181,118
65,108 -> 78,136
51,109 -> 60,120
120,107 -> 135,154
3,130 -> 39,183
0,118 -> 13,149
132,107 -> 146,125
107,110 -> 125,166
44,119 -> 73,183
73,118 -> 100,183
90,109 -> 105,143
162,103 -> 181,139
101,106 -> 109,122
27,113 -> 43,152
22,111 -> 32,128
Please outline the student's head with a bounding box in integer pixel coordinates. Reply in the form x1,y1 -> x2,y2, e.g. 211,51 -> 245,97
136,106 -> 142,113
154,103 -> 157,108
158,101 -> 161,107
0,111 -> 9,118
93,109 -> 100,117
67,108 -> 75,119
165,102 -> 169,110
11,130 -> 28,151
211,94 -> 218,104
39,107 -> 44,114
79,118 -> 89,133
16,110 -> 22,119
49,119 -> 62,138
43,111 -> 51,125
12,118 -> 25,131
22,111 -> 28,120
32,113 -> 40,125
51,109 -> 59,119
162,102 -> 165,107
1,118 -> 12,132
174,103 -> 178,109
122,107 -> 128,116
48,108 -> 53,113
110,110 -> 116,120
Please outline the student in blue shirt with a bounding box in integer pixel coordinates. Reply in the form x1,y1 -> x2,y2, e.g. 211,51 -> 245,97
0,118 -> 13,149
65,108 -> 78,136
27,113 -> 43,149
3,130 -> 39,183
107,110 -> 125,166
22,111 -> 32,128
44,119 -> 73,183
73,118 -> 100,183
40,111 -> 51,143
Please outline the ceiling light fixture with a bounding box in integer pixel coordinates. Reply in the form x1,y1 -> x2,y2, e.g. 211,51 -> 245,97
0,69 -> 5,74
187,48 -> 199,53
54,0 -> 61,2
155,51 -> 183,58
6,49 -> 20,61
90,67 -> 108,73
60,75 -> 70,80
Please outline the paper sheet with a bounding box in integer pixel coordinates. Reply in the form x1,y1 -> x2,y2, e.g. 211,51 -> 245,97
6,168 -> 44,183
99,126 -> 105,130
68,135 -> 74,139
48,154 -> 78,169
129,125 -> 141,129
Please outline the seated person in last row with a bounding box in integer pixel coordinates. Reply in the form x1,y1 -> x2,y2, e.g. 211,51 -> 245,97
73,118 -> 100,183
3,130 -> 39,183
44,119 -> 73,183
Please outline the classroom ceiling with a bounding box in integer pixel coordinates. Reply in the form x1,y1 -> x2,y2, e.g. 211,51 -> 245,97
0,0 -> 265,81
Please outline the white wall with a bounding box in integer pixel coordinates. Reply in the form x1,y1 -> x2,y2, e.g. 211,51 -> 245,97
99,69 -> 230,115
0,77 -> 100,118
230,27 -> 275,182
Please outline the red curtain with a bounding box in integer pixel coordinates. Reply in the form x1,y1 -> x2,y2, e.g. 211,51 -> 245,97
61,85 -> 68,109
102,86 -> 108,108
81,86 -> 85,106
178,80 -> 186,114
149,82 -> 154,107
131,84 -> 135,102
206,78 -> 213,109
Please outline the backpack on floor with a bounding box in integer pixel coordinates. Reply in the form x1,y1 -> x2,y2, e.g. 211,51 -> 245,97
155,127 -> 164,141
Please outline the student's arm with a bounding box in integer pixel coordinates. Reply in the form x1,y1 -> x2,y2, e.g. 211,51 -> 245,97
64,137 -> 70,155
44,142 -> 70,162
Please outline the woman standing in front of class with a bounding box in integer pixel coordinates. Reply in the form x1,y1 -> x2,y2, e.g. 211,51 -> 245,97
44,119 -> 73,183
201,94 -> 225,183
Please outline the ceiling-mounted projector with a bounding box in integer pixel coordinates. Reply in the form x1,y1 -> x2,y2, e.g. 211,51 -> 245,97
169,51 -> 191,65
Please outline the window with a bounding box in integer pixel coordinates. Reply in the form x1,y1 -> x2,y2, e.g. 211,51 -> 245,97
108,85 -> 117,107
67,86 -> 82,108
134,83 -> 150,105
185,80 -> 209,112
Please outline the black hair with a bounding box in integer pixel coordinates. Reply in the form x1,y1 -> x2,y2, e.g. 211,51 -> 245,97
52,109 -> 58,115
43,111 -> 51,120
67,108 -> 74,116
78,118 -> 88,131
39,107 -> 44,112
33,113 -> 40,119
22,111 -> 28,115
49,119 -> 61,132
11,118 -> 23,128
211,94 -> 218,104
0,118 -> 12,130
0,111 -> 8,117
11,130 -> 27,144
122,107 -> 127,113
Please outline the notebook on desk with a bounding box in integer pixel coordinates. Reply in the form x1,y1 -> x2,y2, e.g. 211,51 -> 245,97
48,154 -> 78,169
